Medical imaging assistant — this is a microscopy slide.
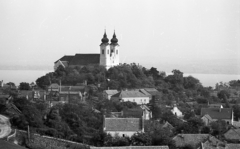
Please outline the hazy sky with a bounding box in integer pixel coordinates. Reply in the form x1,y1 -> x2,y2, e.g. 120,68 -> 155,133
0,0 -> 239,74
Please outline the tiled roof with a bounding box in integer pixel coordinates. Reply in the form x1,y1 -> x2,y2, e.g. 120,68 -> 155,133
69,54 -> 100,65
224,128 -> 240,141
144,88 -> 158,92
201,108 -> 232,119
104,90 -> 119,95
173,134 -> 210,148
105,118 -> 142,131
225,144 -> 240,149
123,107 -> 143,118
90,146 -> 169,149
112,91 -> 149,98
139,89 -> 151,96
201,136 -> 225,149
54,55 -> 74,63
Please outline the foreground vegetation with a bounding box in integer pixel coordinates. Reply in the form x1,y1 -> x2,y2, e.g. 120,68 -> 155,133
1,63 -> 240,148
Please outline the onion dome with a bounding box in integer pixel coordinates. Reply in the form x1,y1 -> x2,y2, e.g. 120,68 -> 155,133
110,31 -> 118,44
101,30 -> 109,43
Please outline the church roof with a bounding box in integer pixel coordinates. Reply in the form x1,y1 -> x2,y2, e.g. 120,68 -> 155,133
54,55 -> 74,63
69,54 -> 100,66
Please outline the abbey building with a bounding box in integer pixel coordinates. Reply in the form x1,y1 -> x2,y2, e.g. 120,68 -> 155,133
54,30 -> 120,70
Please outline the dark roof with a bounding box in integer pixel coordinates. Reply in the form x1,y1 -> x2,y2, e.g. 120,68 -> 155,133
112,91 -> 149,98
201,108 -> 232,119
55,55 -> 74,63
123,107 -> 143,118
173,134 -> 210,148
69,54 -> 100,66
105,118 -> 142,131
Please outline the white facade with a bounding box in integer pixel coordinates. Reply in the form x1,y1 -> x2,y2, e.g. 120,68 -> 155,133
106,131 -> 140,137
121,97 -> 150,105
171,106 -> 183,118
100,44 -> 119,70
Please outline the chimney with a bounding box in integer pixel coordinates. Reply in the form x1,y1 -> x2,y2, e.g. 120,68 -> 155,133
219,105 -> 223,112
141,112 -> 144,132
103,115 -> 106,131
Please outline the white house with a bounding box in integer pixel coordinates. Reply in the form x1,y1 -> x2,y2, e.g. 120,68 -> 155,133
111,90 -> 150,105
103,116 -> 144,137
171,104 -> 183,118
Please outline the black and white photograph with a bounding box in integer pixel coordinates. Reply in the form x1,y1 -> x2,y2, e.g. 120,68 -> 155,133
0,0 -> 239,149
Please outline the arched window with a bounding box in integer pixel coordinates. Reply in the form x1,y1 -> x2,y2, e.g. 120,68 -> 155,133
102,49 -> 104,54
108,50 -> 109,54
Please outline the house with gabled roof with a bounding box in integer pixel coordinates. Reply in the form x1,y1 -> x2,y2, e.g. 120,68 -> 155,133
201,106 -> 233,125
224,128 -> 240,143
103,116 -> 144,137
103,90 -> 119,100
201,114 -> 213,126
111,90 -> 150,105
173,134 -> 213,149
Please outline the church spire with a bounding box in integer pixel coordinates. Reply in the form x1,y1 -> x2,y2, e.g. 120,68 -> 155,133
101,29 -> 109,43
111,30 -> 118,45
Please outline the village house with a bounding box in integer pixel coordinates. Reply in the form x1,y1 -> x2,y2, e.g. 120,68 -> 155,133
103,90 -> 118,100
224,128 -> 240,143
201,114 -> 213,126
103,116 -> 144,137
171,104 -> 183,118
173,134 -> 220,149
111,90 -> 150,105
201,106 -> 234,125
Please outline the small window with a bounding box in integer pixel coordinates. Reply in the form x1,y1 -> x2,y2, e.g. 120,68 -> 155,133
133,99 -> 135,102
123,134 -> 125,137
108,50 -> 109,54
116,50 -> 118,54
102,49 -> 104,54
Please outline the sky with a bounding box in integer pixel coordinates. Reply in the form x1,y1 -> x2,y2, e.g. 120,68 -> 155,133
0,0 -> 239,74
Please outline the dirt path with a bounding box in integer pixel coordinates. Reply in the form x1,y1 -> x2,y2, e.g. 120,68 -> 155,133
0,114 -> 11,138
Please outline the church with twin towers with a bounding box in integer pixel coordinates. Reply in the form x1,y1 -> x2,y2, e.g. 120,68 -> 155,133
54,30 -> 120,70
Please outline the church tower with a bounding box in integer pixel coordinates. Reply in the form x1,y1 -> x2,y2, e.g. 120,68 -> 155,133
100,30 -> 119,69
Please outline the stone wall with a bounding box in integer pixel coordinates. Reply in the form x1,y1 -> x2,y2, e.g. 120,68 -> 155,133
10,129 -> 89,149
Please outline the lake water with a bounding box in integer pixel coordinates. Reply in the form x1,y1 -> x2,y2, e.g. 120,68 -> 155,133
0,70 -> 239,88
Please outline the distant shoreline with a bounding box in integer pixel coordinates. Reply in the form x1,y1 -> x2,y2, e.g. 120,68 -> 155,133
0,68 -> 238,76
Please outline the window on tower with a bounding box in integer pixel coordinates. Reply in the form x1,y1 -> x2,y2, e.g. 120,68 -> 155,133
108,50 -> 109,54
102,49 -> 104,54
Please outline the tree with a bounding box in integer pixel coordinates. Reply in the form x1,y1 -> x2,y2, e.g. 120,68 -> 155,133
6,82 -> 15,87
210,120 -> 228,137
131,132 -> 152,146
217,90 -> 230,100
19,82 -> 30,90
233,104 -> 240,121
